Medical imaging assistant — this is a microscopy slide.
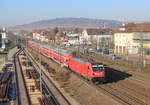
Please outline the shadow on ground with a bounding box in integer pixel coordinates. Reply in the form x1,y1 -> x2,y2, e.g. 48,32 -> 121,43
105,67 -> 132,83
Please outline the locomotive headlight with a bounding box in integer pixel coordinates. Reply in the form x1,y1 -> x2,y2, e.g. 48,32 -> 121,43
93,72 -> 105,76
93,73 -> 97,75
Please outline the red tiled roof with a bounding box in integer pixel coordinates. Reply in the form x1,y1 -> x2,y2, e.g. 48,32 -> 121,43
32,29 -> 48,33
118,22 -> 150,32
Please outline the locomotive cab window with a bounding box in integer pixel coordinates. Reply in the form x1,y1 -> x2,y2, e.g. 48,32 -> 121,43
92,65 -> 103,72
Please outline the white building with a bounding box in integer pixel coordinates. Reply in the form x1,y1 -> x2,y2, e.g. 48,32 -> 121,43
66,32 -> 80,45
114,32 -> 135,54
80,28 -> 113,45
0,28 -> 7,52
114,23 -> 150,55
32,29 -> 48,42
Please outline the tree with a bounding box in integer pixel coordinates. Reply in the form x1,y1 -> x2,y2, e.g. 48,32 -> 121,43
60,32 -> 66,37
74,28 -> 79,33
53,27 -> 59,44
54,27 -> 59,35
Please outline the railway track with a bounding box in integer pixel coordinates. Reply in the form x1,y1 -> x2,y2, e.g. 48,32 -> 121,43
98,85 -> 148,105
27,47 -> 150,105
128,77 -> 150,87
107,65 -> 150,88
24,49 -> 72,105
0,72 -> 12,101
89,54 -> 150,87
85,73 -> 149,105
26,68 -> 60,105
13,49 -> 31,105
107,76 -> 150,98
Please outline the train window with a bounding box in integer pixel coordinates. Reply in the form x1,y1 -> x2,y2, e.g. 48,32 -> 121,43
92,65 -> 103,72
64,58 -> 68,62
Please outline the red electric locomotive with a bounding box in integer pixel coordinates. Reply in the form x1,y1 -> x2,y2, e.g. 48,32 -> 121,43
68,56 -> 105,82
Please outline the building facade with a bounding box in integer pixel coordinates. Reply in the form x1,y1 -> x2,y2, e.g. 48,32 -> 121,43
0,28 -> 7,52
80,28 -> 114,49
32,29 -> 49,42
114,23 -> 150,55
66,32 -> 79,45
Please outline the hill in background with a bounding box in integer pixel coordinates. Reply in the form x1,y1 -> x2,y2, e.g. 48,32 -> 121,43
9,17 -> 123,31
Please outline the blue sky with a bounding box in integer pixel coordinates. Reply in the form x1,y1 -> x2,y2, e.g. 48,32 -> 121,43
0,0 -> 150,27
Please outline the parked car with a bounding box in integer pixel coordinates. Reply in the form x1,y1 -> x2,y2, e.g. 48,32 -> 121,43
97,49 -> 103,52
111,54 -> 117,60
102,49 -> 109,55
111,54 -> 122,59
88,48 -> 95,53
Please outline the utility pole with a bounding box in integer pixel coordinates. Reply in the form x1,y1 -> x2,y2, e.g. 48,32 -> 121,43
78,34 -> 80,55
25,35 -> 28,68
96,36 -> 99,50
26,35 -> 28,51
126,40 -> 129,61
38,40 -> 42,96
59,47 -> 61,66
139,24 -> 144,71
